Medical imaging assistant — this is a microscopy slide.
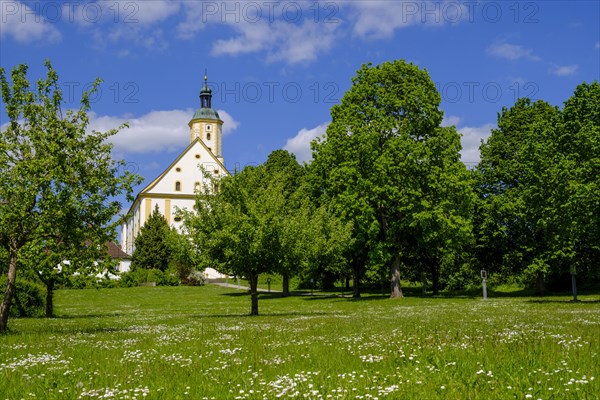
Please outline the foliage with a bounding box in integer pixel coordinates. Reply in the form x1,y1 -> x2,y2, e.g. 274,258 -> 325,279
474,82 -> 600,291
119,268 -> 180,287
311,60 -> 474,297
0,61 -> 141,331
185,164 -> 279,315
167,226 -> 204,285
131,205 -> 171,272
0,276 -> 45,318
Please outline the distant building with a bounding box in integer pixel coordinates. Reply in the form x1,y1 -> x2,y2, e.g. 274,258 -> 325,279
105,241 -> 131,273
120,74 -> 230,257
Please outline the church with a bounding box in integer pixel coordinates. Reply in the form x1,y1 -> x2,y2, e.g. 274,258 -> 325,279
120,75 -> 230,260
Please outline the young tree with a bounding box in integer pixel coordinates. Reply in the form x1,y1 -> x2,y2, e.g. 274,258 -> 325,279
131,205 -> 171,272
0,61 -> 141,331
311,60 -> 473,298
263,150 -> 304,296
186,165 -> 277,315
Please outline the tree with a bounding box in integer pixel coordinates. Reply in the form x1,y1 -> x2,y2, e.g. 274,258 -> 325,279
475,82 -> 600,293
0,61 -> 141,331
475,98 -> 560,292
263,150 -> 304,296
311,60 -> 473,298
186,165 -> 278,315
131,205 -> 171,272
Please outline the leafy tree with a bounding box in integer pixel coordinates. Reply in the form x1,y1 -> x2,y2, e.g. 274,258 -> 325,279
186,165 -> 278,315
538,82 -> 600,290
20,238 -> 97,317
311,60 -> 473,298
475,98 -> 560,292
475,82 -> 599,293
167,226 -> 204,285
131,205 -> 171,272
0,61 -> 141,331
263,150 -> 304,296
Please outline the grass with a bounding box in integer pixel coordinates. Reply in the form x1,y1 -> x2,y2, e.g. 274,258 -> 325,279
1,285 -> 598,399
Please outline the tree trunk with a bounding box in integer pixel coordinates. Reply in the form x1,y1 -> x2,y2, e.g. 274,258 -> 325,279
281,273 -> 290,297
352,259 -> 361,298
345,276 -> 350,291
431,262 -> 440,295
45,279 -> 54,318
0,247 -> 19,332
390,253 -> 403,298
248,272 -> 259,316
535,270 -> 545,295
322,271 -> 336,291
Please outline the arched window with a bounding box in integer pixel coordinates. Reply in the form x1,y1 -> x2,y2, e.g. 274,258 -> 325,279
194,182 -> 201,192
207,132 -> 211,141
175,181 -> 181,191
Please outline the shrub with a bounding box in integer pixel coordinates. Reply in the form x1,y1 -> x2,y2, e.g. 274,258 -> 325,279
0,276 -> 45,318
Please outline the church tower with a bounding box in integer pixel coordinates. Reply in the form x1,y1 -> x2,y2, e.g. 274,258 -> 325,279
188,73 -> 224,164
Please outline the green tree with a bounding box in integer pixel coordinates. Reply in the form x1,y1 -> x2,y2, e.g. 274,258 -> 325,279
539,82 -> 600,291
475,98 -> 560,292
263,150 -> 304,296
311,60 -> 473,298
0,61 -> 141,331
475,82 -> 599,293
186,165 -> 278,315
131,205 -> 171,272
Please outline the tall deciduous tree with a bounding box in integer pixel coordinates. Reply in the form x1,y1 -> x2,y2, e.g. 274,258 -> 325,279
131,205 -> 171,272
0,61 -> 141,331
475,82 -> 599,292
311,60 -> 473,298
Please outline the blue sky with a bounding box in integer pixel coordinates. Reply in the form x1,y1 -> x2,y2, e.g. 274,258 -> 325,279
1,0 -> 599,203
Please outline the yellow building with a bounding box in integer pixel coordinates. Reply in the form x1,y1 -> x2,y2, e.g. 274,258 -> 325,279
120,75 -> 230,259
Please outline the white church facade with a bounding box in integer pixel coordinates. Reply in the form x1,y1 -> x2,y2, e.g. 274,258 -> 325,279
120,75 -> 230,260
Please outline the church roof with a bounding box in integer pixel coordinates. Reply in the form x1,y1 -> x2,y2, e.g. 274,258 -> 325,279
191,107 -> 221,121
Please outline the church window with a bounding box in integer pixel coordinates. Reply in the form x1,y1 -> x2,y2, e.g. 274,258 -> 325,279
206,124 -> 212,131
195,154 -> 201,159
207,132 -> 211,141
213,169 -> 219,175
194,182 -> 201,191
213,183 -> 219,193
174,217 -> 182,222
176,167 -> 181,172
175,181 -> 181,191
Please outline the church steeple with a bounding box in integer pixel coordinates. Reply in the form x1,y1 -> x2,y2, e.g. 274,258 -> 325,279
200,70 -> 212,109
189,70 -> 224,163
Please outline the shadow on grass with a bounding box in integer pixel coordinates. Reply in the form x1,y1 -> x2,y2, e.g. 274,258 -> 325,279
526,299 -> 600,304
188,311 -> 334,319
54,312 -> 127,319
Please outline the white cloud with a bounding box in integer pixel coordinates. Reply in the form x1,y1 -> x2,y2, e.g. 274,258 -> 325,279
211,18 -> 339,65
442,115 -> 461,127
457,123 -> 495,164
66,0 -> 181,50
549,63 -> 579,76
283,122 -> 329,163
348,0 -> 469,39
0,0 -> 62,43
487,43 -> 540,61
218,109 -> 239,135
89,108 -> 239,154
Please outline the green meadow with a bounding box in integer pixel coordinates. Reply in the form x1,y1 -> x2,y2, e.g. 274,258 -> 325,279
1,285 -> 598,399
